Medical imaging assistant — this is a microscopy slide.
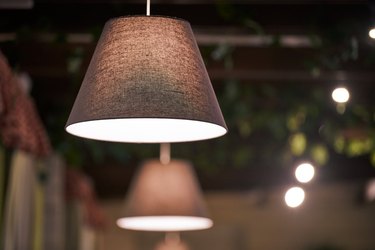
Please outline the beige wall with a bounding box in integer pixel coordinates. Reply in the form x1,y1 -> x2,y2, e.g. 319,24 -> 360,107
97,180 -> 375,250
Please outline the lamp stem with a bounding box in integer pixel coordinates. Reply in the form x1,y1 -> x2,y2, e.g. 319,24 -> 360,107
146,0 -> 150,16
160,143 -> 170,165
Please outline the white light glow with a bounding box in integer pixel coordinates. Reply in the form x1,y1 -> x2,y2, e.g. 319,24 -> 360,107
331,87 -> 350,103
369,28 -> 375,39
66,118 -> 227,143
285,187 -> 305,208
116,216 -> 213,231
295,163 -> 315,183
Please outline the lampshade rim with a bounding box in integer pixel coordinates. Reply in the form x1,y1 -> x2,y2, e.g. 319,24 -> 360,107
107,15 -> 189,25
65,117 -> 227,143
116,216 -> 213,232
65,116 -> 227,130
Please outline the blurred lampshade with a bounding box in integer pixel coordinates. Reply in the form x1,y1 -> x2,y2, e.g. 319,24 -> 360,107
117,159 -> 213,231
65,16 -> 227,143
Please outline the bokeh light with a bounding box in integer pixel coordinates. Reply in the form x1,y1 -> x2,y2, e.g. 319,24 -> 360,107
331,87 -> 350,103
295,163 -> 315,183
284,187 -> 305,208
369,28 -> 375,39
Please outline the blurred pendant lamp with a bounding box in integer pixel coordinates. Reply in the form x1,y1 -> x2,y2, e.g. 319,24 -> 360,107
116,144 -> 213,231
65,0 -> 227,143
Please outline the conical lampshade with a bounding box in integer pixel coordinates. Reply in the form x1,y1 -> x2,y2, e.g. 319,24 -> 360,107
66,16 -> 227,143
116,159 -> 213,231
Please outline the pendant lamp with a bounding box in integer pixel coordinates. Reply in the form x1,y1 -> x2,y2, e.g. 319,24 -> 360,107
65,1 -> 227,143
116,158 -> 213,231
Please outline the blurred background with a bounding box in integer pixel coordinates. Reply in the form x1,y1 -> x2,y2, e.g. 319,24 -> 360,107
1,0 -> 375,249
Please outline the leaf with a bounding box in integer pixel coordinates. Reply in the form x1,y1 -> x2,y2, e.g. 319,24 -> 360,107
289,133 -> 307,156
310,144 -> 329,166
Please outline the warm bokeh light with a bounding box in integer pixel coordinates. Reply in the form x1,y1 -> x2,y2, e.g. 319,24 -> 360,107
295,163 -> 315,183
284,187 -> 305,208
369,28 -> 375,39
331,87 -> 350,103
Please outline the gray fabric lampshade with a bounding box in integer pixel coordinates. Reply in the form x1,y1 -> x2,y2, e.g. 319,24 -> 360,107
65,16 -> 227,143
116,159 -> 213,231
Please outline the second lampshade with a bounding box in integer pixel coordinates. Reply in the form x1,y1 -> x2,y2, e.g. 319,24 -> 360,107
66,16 -> 227,143
117,159 -> 212,231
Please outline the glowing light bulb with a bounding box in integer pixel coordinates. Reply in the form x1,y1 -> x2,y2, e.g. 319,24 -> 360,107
285,187 -> 305,208
369,28 -> 375,39
295,163 -> 315,183
331,87 -> 350,103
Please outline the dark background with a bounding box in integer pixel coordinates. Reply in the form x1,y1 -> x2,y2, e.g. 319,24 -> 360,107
1,0 -> 375,198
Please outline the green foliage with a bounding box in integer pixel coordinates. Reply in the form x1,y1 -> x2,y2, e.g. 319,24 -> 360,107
289,133 -> 307,156
310,144 -> 329,166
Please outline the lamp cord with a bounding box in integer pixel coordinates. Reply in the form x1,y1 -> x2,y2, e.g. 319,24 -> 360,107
146,0 -> 150,16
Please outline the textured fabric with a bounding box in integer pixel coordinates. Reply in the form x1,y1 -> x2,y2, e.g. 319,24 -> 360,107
0,52 -> 51,157
66,16 -> 226,142
123,159 -> 209,217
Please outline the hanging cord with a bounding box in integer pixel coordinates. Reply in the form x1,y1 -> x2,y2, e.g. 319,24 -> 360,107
146,0 -> 150,16
160,143 -> 170,165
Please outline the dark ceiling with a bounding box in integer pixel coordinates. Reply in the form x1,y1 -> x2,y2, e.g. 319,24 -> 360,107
1,0 -> 375,198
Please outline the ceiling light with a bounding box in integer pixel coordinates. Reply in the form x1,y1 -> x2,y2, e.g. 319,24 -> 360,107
65,1 -> 227,143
